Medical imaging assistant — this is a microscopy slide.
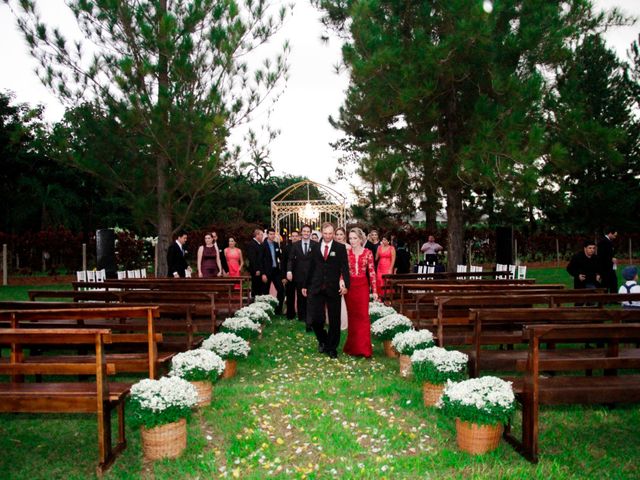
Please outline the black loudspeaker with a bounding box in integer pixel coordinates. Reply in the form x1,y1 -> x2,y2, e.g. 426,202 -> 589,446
495,227 -> 513,265
96,229 -> 117,279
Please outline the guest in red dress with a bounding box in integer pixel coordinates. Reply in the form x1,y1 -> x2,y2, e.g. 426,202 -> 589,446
343,227 -> 378,358
375,234 -> 396,298
224,237 -> 244,290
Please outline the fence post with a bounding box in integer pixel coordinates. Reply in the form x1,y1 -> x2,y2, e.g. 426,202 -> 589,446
514,239 -> 518,266
556,238 -> 560,267
2,244 -> 7,286
154,242 -> 158,278
630,238 -> 633,265
82,243 -> 87,272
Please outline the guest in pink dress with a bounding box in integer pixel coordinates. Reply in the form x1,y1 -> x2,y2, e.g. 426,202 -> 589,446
197,233 -> 222,278
224,237 -> 244,290
375,234 -> 396,298
343,227 -> 377,358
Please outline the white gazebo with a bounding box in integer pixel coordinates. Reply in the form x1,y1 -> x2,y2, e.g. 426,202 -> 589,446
270,180 -> 347,235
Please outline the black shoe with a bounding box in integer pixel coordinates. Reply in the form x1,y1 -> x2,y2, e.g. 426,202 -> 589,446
318,343 -> 326,353
327,350 -> 338,359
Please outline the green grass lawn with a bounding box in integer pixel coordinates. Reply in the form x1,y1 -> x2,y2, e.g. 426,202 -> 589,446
1,269 -> 637,479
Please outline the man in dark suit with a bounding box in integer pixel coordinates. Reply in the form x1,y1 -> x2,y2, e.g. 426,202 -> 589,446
597,228 -> 618,293
167,230 -> 189,278
566,240 -> 602,289
287,225 -> 315,330
260,227 -> 285,314
245,228 -> 265,298
281,230 -> 300,320
302,222 -> 350,358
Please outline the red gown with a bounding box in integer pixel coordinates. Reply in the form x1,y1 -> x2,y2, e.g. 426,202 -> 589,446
343,248 -> 377,357
376,246 -> 395,296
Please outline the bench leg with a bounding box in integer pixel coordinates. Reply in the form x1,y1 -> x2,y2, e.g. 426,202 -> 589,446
521,395 -> 539,463
97,402 -> 114,474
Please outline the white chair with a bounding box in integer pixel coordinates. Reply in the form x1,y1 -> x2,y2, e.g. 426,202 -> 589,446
517,265 -> 527,280
508,265 -> 516,280
95,269 -> 106,282
127,270 -> 136,279
86,270 -> 96,282
76,270 -> 87,282
117,271 -> 126,279
427,266 -> 435,274
139,268 -> 147,278
470,265 -> 483,280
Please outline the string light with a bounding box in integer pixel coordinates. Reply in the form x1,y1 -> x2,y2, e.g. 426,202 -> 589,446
483,0 -> 493,14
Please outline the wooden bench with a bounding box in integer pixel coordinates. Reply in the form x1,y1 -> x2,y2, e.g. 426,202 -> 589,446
0,328 -> 130,474
504,323 -> 640,462
0,306 -> 165,378
469,306 -> 640,377
0,301 -> 200,351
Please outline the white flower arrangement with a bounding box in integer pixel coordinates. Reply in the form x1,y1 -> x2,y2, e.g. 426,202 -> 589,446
247,301 -> 275,318
235,305 -> 271,324
202,332 -> 251,360
221,316 -> 261,340
391,329 -> 435,356
411,347 -> 468,385
129,376 -> 198,428
370,313 -> 413,341
369,303 -> 397,322
169,349 -> 225,383
439,376 -> 515,426
254,295 -> 278,308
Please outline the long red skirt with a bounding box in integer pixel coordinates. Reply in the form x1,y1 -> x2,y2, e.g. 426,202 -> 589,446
343,275 -> 372,358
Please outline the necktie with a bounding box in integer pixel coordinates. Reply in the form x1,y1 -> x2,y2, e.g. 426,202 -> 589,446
304,242 -> 308,255
323,245 -> 329,260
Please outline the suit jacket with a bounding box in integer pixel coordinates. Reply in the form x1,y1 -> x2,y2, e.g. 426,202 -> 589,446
597,236 -> 615,272
167,241 -> 188,277
304,241 -> 350,296
287,239 -> 315,285
261,240 -> 282,277
245,239 -> 263,276
566,252 -> 601,289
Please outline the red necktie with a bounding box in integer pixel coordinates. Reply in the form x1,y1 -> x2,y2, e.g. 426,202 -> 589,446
323,245 -> 329,260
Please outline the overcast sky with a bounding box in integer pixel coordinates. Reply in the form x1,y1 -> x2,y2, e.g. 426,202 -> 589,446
1,1 -> 638,196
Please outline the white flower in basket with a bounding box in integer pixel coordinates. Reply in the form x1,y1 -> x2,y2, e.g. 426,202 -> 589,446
202,332 -> 251,360
221,316 -> 261,340
439,376 -> 515,426
246,301 -> 275,318
369,302 -> 397,322
391,329 -> 435,356
370,313 -> 413,341
411,347 -> 468,385
169,349 -> 225,383
254,295 -> 278,308
129,376 -> 198,429
235,305 -> 271,324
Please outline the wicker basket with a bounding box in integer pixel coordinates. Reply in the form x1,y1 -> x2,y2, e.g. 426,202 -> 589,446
398,354 -> 412,378
141,418 -> 187,461
422,381 -> 445,407
455,419 -> 503,454
222,359 -> 237,379
190,380 -> 212,407
382,340 -> 398,358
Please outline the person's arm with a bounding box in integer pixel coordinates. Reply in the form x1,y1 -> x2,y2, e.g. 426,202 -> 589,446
420,243 -> 427,253
340,245 -> 350,293
286,245 -> 296,281
216,249 -> 223,276
197,246 -> 204,277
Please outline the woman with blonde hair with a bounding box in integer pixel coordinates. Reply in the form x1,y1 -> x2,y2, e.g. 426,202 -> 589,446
343,227 -> 377,357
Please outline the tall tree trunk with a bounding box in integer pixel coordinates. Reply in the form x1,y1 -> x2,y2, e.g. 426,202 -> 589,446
445,185 -> 464,272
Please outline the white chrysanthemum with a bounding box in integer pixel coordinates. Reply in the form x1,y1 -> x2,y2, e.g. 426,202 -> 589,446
169,349 -> 225,378
222,316 -> 261,332
371,313 -> 413,339
248,301 -> 275,317
202,332 -> 250,359
411,346 -> 468,372
440,376 -> 515,411
235,305 -> 271,324
369,303 -> 397,321
391,329 -> 434,355
130,376 -> 198,412
254,295 -> 278,307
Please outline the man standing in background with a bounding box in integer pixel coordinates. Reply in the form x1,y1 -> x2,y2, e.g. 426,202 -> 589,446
598,228 -> 618,293
282,230 -> 300,320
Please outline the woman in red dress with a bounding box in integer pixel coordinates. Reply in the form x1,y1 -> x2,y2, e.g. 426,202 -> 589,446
223,237 -> 244,290
343,227 -> 378,358
375,234 -> 396,298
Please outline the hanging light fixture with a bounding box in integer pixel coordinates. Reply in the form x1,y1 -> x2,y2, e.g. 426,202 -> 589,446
298,182 -> 320,222
482,0 -> 493,13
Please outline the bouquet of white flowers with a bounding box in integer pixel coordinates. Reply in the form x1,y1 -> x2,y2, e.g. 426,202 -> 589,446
221,316 -> 261,340
202,332 -> 251,360
129,376 -> 198,428
169,349 -> 225,383
369,302 -> 397,323
248,301 -> 275,318
411,347 -> 468,385
370,313 -> 412,341
254,295 -> 278,308
235,305 -> 271,325
439,376 -> 515,426
391,329 -> 435,356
